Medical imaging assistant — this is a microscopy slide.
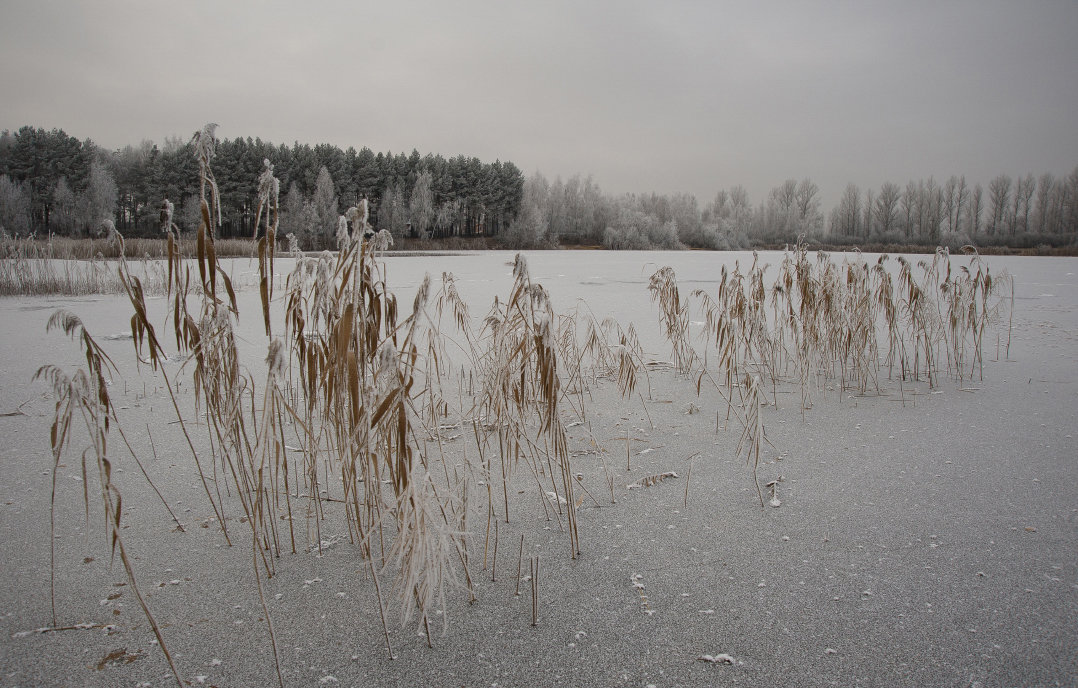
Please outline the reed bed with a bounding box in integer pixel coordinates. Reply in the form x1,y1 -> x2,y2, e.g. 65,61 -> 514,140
675,239 -> 1011,414
35,129 -> 1014,685
3,232 -> 257,261
0,231 -> 256,296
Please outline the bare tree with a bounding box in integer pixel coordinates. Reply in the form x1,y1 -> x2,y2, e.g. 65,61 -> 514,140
771,179 -> 798,217
763,180 -> 799,240
862,187 -> 875,238
900,181 -> 917,239
875,182 -> 900,236
1033,173 -> 1055,234
987,174 -> 1011,236
952,176 -> 968,237
913,180 -> 927,239
1065,166 -> 1078,236
831,183 -> 861,237
1014,173 -> 1035,236
796,178 -> 822,234
923,177 -> 943,243
967,183 -> 984,237
943,176 -> 958,234
75,159 -> 117,235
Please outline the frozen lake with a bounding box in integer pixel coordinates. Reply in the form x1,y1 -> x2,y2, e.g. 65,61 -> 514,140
1,248 -> 1075,687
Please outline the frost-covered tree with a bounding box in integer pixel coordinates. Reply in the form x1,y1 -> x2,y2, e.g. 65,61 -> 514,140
561,175 -> 585,242
601,201 -> 682,250
1013,174 -> 1036,236
522,172 -> 610,245
951,176 -> 968,237
862,188 -> 875,238
561,174 -> 606,244
771,179 -> 798,219
831,183 -> 861,238
0,174 -> 32,234
408,170 -> 434,238
724,186 -> 752,238
180,194 -> 202,233
1065,166 -> 1078,236
435,198 -> 461,237
705,189 -> 729,225
545,176 -> 569,238
1033,173 -> 1057,234
920,177 -> 943,242
691,186 -> 750,248
1032,172 -> 1074,236
900,181 -> 917,239
75,159 -> 117,235
499,174 -> 551,248
987,175 -> 1011,237
942,176 -> 958,234
312,166 -> 338,241
760,179 -> 819,241
379,184 -> 408,240
602,207 -> 652,250
875,182 -> 900,237
966,183 -> 984,237
667,193 -> 702,246
279,182 -> 306,242
499,198 -> 553,249
795,178 -> 822,234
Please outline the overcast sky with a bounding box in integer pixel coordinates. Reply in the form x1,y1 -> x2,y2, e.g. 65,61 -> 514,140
1,0 -> 1075,207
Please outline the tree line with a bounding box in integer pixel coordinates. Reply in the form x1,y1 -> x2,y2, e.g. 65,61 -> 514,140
508,169 -> 1078,251
826,173 -> 1078,248
2,124 -> 1075,251
0,125 -> 524,247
